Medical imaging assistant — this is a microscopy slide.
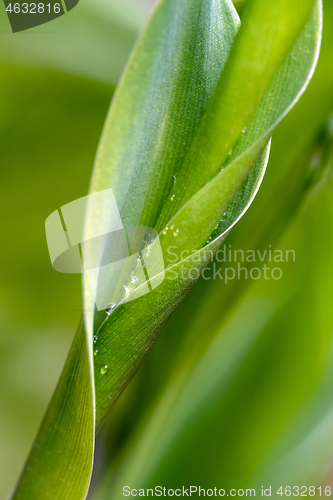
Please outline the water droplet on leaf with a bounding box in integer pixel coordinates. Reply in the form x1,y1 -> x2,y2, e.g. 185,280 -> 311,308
106,303 -> 116,315
100,365 -> 108,375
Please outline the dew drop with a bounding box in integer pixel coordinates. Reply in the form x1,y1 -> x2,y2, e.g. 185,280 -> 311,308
242,127 -> 247,134
131,276 -> 138,284
143,233 -> 151,244
106,303 -> 116,315
137,255 -> 142,262
228,149 -> 233,156
100,365 -> 108,375
94,349 -> 98,356
171,224 -> 174,230
93,335 -> 98,343
173,229 -> 180,237
171,194 -> 175,201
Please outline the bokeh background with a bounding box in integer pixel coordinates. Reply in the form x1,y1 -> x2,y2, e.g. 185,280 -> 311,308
0,0 -> 333,498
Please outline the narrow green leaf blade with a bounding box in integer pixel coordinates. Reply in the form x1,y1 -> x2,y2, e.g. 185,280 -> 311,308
90,0 -> 240,227
11,322 -> 94,500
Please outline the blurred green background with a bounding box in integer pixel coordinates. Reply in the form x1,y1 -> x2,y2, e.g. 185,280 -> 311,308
1,0 -> 333,498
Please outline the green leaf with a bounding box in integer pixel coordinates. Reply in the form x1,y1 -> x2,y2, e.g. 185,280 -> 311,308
87,0 -> 321,427
171,0 -> 333,365
11,321 -> 94,500
84,0 -> 241,424
89,0 -> 240,227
